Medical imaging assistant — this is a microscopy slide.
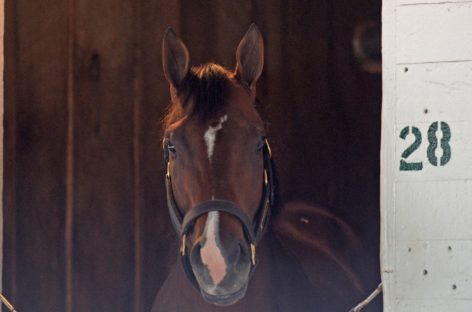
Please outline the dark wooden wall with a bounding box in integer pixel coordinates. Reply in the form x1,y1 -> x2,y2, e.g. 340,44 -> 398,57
3,0 -> 382,311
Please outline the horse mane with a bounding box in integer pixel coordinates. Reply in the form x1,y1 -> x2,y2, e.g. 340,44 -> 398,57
164,63 -> 232,128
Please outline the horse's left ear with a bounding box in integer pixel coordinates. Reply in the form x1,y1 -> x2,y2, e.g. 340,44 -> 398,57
162,27 -> 190,89
235,24 -> 264,88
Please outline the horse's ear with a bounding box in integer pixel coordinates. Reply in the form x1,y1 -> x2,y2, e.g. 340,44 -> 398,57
162,27 -> 190,88
235,24 -> 264,88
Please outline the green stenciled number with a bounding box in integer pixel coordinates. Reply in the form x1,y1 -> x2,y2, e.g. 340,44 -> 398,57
427,122 -> 439,166
427,121 -> 452,166
439,122 -> 452,165
399,126 -> 423,171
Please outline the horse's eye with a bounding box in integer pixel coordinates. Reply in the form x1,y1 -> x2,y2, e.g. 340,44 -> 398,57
168,142 -> 177,155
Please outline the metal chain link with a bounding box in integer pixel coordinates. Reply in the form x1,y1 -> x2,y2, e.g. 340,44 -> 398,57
349,283 -> 383,312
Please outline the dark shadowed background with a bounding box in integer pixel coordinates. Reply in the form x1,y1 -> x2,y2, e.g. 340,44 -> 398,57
3,0 -> 382,311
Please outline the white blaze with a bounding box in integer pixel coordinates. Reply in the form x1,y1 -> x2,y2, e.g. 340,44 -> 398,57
201,115 -> 228,285
203,115 -> 228,162
200,211 -> 227,285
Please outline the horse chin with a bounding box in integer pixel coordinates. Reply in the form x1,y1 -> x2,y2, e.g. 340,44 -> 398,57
200,282 -> 248,306
191,246 -> 253,306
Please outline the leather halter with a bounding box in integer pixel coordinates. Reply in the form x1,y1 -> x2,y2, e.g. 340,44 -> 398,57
163,138 -> 274,289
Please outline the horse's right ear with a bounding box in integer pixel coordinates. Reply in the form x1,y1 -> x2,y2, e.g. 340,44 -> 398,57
235,24 -> 264,88
162,28 -> 190,89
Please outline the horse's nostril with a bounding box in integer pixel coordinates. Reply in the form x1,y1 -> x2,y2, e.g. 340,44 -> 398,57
190,243 -> 203,265
232,243 -> 242,264
230,242 -> 248,265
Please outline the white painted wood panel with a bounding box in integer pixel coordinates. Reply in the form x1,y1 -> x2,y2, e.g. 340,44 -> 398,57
398,0 -> 472,6
381,1 -> 399,310
382,0 -> 472,311
395,180 -> 472,241
396,2 -> 472,64
396,62 -> 472,123
395,240 -> 472,300
395,299 -> 472,312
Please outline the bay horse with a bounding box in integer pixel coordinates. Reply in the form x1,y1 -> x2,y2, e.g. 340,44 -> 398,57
152,24 -> 365,311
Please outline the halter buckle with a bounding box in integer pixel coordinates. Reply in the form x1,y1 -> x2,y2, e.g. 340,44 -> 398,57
250,243 -> 256,265
180,234 -> 187,256
264,138 -> 272,158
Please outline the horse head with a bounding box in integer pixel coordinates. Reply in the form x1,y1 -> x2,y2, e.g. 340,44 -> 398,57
161,24 -> 273,306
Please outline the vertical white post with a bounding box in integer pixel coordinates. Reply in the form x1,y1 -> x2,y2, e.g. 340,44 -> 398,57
382,1 -> 472,311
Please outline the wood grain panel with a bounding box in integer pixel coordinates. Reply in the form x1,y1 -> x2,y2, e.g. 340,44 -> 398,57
213,0 -> 252,68
130,1 -> 143,311
180,1 -> 217,65
3,1 -> 383,310
139,1 -> 181,311
4,0 -> 69,310
329,0 -> 382,306
251,0 -> 294,202
3,0 -> 18,302
72,1 -> 135,311
282,1 -> 336,205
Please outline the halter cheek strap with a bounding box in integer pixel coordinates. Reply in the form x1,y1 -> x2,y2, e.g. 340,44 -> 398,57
163,138 -> 274,289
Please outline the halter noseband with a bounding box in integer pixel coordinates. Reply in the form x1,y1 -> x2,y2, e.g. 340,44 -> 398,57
163,138 -> 274,289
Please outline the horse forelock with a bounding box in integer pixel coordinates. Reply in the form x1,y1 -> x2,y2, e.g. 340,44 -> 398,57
164,63 -> 233,129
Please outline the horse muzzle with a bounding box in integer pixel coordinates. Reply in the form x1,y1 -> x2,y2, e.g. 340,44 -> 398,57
192,248 -> 251,306
186,200 -> 253,305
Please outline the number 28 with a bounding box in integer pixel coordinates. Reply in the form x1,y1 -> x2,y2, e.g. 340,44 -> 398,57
399,121 -> 451,171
